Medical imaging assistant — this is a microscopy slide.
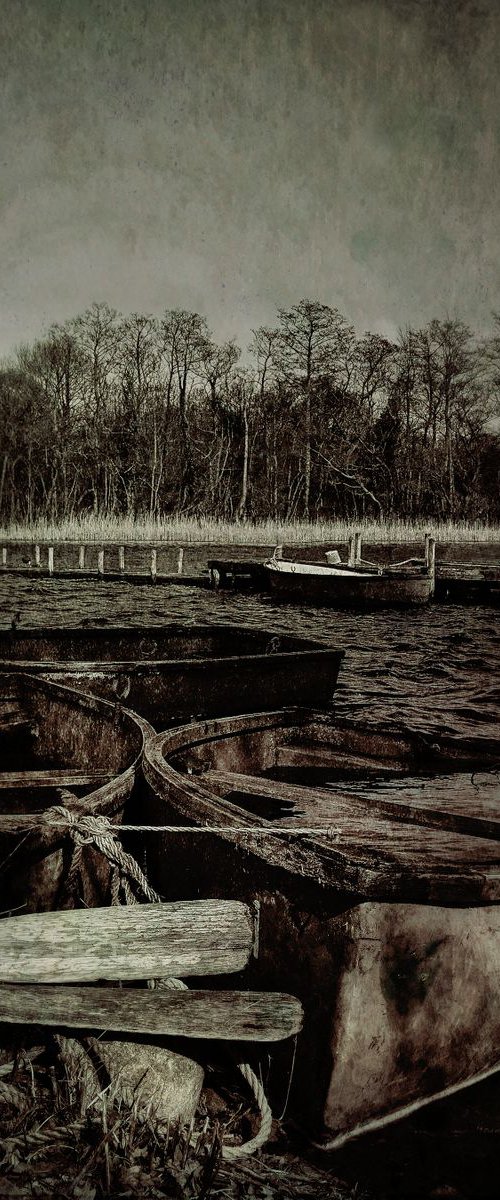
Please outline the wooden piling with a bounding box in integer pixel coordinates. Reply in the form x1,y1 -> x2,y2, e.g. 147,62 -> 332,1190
151,548 -> 157,580
427,537 -> 436,595
118,545 -> 125,573
78,546 -> 85,570
348,532 -> 362,566
177,547 -> 184,574
1,547 -> 6,567
34,545 -> 41,567
97,549 -> 104,576
48,547 -> 54,576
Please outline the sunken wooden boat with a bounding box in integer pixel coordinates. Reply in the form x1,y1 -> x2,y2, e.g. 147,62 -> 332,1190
264,557 -> 434,606
140,707 -> 500,1142
0,672 -> 151,913
0,624 -> 344,727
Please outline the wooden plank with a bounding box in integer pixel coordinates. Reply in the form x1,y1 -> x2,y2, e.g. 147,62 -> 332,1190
0,901 -> 255,982
205,767 -> 500,841
0,984 -> 303,1041
275,744 -> 402,772
0,769 -> 113,790
197,769 -> 500,897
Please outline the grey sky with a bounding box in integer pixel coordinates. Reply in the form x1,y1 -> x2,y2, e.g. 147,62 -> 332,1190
1,0 -> 499,357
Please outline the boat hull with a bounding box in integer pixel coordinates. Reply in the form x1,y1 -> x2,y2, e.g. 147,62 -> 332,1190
0,673 -> 151,912
0,624 -> 344,727
265,564 -> 433,606
139,708 -> 500,1139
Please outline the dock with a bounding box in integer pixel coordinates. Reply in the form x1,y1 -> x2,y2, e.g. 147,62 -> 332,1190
0,544 -> 209,588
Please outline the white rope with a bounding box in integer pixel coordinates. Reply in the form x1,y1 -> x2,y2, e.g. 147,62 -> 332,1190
222,1061 -> 273,1160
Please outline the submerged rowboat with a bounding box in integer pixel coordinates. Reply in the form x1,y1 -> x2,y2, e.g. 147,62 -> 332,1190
264,557 -> 434,606
0,672 -> 151,913
140,707 -> 500,1142
0,624 -> 344,727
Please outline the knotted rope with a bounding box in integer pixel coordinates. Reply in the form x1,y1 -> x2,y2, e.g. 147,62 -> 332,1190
46,804 -> 273,1157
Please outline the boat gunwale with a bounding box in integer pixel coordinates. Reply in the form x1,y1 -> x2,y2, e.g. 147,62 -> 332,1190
0,671 -> 155,829
142,709 -> 500,904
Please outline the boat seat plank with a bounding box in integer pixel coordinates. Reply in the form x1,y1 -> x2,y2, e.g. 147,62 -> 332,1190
201,769 -> 500,871
275,744 -> 402,772
0,983 -> 303,1042
0,769 -> 114,790
0,901 -> 255,982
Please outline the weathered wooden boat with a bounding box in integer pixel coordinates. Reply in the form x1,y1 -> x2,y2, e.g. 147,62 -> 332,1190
0,672 -> 151,913
264,557 -> 434,606
140,707 -> 500,1143
0,624 -> 344,727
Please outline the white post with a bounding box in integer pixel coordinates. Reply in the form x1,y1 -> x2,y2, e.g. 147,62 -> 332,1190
151,548 -> 157,580
34,545 -> 41,567
48,546 -> 54,575
427,537 -> 436,595
97,549 -> 104,576
118,546 -> 125,573
1,547 -> 6,567
177,547 -> 184,575
79,546 -> 85,570
354,531 -> 362,564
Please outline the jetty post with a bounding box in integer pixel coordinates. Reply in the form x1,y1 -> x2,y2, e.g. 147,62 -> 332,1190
34,545 -> 41,567
1,547 -> 6,567
151,548 -> 157,580
118,546 -> 125,573
348,531 -> 362,566
78,546 -> 85,570
177,548 -> 184,574
48,546 -> 54,576
97,549 -> 105,576
426,536 -> 436,595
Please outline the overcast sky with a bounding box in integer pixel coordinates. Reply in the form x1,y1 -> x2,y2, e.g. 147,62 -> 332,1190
1,0 -> 499,357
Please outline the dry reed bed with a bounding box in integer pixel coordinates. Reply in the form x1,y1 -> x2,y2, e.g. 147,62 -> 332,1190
1,516 -> 499,547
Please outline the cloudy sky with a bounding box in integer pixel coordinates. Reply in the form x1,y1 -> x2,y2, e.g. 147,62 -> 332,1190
1,0 -> 499,356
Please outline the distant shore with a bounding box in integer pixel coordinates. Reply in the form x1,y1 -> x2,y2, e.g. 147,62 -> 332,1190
1,515 -> 500,546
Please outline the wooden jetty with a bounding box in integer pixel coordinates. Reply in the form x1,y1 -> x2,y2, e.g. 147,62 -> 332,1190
140,706 -> 500,1141
209,533 -> 500,604
0,542 -> 207,587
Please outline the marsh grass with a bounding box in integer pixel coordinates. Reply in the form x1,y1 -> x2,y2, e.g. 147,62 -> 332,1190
1,514 -> 499,546
0,1040 -> 352,1199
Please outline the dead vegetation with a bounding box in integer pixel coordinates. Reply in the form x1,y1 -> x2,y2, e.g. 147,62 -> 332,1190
0,1035 -> 356,1200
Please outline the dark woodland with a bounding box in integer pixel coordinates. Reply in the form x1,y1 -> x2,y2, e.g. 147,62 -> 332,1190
1,300 -> 499,525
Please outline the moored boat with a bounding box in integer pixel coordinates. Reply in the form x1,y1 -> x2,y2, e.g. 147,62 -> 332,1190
140,707 -> 500,1142
264,557 -> 434,606
0,624 -> 344,727
0,672 -> 151,913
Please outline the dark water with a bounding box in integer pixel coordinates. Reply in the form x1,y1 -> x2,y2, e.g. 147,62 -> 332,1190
1,542 -> 499,739
1,544 -> 500,1199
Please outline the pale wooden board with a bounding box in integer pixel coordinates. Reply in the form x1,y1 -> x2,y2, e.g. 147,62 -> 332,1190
0,901 -> 255,982
0,984 -> 303,1041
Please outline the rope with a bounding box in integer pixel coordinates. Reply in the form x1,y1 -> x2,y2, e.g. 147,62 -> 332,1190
221,1061 -> 273,1160
36,811 -> 340,836
45,804 -> 275,1159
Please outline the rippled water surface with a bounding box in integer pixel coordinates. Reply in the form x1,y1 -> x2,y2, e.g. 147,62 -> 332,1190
1,542 -> 499,739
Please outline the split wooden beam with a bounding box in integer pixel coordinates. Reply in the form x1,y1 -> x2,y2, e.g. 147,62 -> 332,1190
0,901 -> 256,983
0,984 -> 303,1042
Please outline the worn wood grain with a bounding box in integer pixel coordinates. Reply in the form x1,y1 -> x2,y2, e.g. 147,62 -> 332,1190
0,770 -> 113,790
0,901 -> 255,982
0,984 -> 303,1041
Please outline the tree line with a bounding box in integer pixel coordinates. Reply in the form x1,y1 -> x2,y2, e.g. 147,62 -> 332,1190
1,299 -> 499,525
